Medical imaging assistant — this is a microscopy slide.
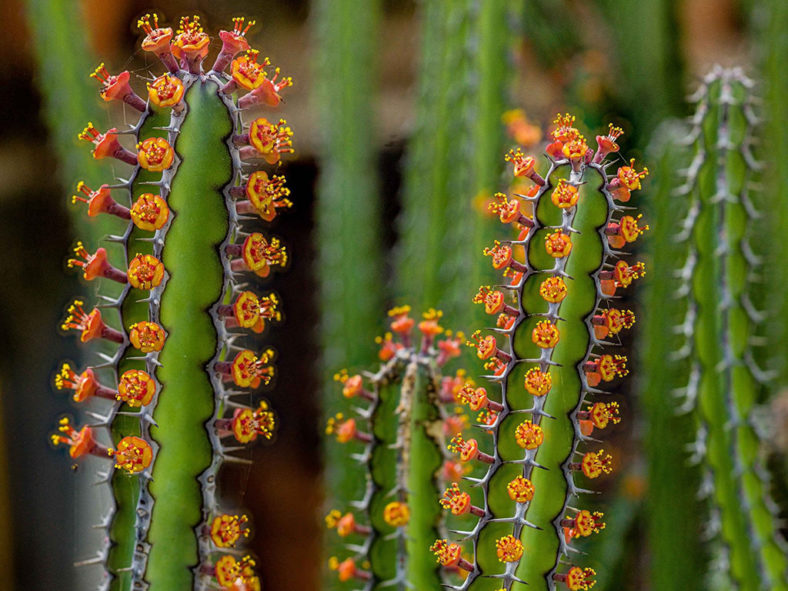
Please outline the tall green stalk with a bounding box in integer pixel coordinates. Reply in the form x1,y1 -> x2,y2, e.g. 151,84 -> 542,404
639,121 -> 706,591
397,0 -> 517,325
312,2 -> 385,586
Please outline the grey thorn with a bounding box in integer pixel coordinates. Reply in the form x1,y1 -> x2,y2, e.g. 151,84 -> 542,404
744,349 -> 777,383
741,293 -> 766,324
74,553 -> 107,567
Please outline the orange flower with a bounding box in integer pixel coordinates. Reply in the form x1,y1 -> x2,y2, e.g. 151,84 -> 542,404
562,510 -> 605,541
593,123 -> 624,163
383,502 -> 410,527
128,321 -> 166,353
388,305 -> 415,338
375,332 -> 401,361
171,16 -> 210,71
215,555 -> 257,588
325,510 -> 371,537
496,535 -> 524,563
606,214 -> 648,248
61,300 -> 124,344
488,192 -> 533,226
553,566 -> 597,590
532,320 -> 560,348
238,66 -> 294,108
209,514 -> 249,548
572,450 -> 613,479
466,330 -> 510,363
78,123 -> 137,164
229,401 -> 276,443
90,63 -> 145,111
514,420 -> 544,450
473,286 -> 518,317
545,229 -> 573,258
430,539 -> 470,570
234,171 -> 292,222
231,50 -> 271,91
228,232 -> 288,278
507,476 -> 535,502
220,290 -> 280,334
551,180 -> 579,209
67,242 -> 127,283
130,194 -> 170,231
599,261 -> 645,296
72,182 -> 130,220
147,73 -> 184,109
136,137 -> 174,172
117,369 -> 156,407
138,13 -> 173,54
448,434 -> 493,464
524,367 -> 552,396
440,482 -> 482,516
243,118 -> 294,165
218,348 -> 276,389
127,254 -> 164,289
50,418 -> 97,458
584,354 -> 628,386
111,436 -> 153,474
592,308 -> 635,339
213,17 -> 255,73
325,413 -> 371,444
328,556 -> 370,582
539,276 -> 568,303
55,363 -> 115,403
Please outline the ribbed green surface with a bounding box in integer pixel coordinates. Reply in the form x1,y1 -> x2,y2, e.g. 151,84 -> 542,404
148,81 -> 231,590
397,0 -> 477,321
312,1 -> 384,586
593,0 -> 684,135
515,175 -> 607,590
690,72 -> 787,591
639,123 -> 705,591
761,0 -> 788,384
25,0 -> 110,237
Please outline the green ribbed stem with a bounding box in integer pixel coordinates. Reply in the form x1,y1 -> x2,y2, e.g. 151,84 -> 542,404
147,80 -> 231,591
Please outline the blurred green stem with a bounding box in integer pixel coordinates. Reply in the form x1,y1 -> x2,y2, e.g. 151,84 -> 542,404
312,0 -> 384,583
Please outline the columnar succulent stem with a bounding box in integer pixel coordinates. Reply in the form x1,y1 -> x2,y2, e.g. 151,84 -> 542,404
670,66 -> 788,591
51,14 -> 293,591
434,114 -> 645,591
326,307 -> 467,590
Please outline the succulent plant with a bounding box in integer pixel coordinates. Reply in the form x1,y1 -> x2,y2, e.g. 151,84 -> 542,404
430,115 -> 645,591
326,114 -> 646,591
325,306 -> 469,589
660,66 -> 788,591
50,14 -> 293,591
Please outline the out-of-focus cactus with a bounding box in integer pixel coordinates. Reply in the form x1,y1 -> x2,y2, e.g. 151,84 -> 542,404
25,0 -> 108,238
397,0 -> 519,325
432,114 -> 646,590
665,66 -> 788,591
312,1 -> 386,581
325,307 -> 467,589
50,14 -> 294,591
639,121 -> 706,591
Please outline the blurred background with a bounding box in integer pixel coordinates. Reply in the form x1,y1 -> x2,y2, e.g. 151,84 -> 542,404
0,0 -> 784,590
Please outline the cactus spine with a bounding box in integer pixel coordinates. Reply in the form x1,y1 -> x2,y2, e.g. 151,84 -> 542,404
435,116 -> 646,591
325,308 -> 467,588
52,14 -> 293,591
671,67 -> 788,590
